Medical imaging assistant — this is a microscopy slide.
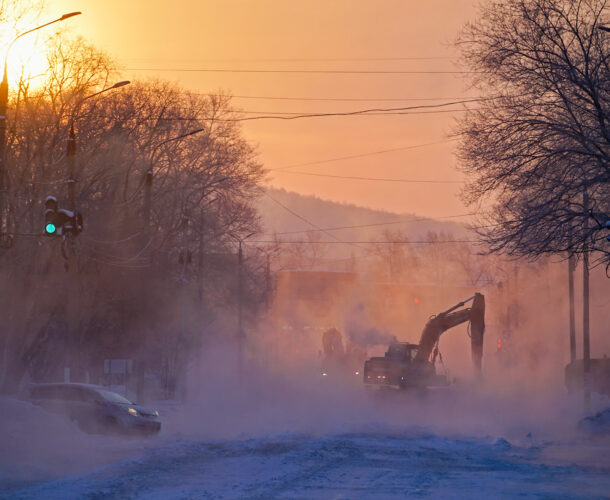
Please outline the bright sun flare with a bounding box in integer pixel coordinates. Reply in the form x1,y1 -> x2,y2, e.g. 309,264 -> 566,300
3,34 -> 49,90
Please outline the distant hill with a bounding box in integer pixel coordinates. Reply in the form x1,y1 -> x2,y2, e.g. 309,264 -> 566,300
257,188 -> 469,254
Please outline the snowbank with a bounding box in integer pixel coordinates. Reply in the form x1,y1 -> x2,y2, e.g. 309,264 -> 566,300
0,396 -> 152,488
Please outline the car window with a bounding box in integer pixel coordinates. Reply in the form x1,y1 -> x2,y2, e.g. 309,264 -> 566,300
30,385 -> 94,402
55,386 -> 83,401
30,385 -> 53,399
96,389 -> 133,404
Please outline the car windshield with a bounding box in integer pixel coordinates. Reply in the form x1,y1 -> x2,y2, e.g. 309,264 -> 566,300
96,389 -> 133,404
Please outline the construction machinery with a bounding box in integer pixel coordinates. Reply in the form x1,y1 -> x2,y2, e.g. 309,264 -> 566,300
320,327 -> 367,379
363,293 -> 485,389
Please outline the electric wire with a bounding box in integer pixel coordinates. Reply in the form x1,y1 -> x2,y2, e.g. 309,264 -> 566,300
126,67 -> 477,75
124,56 -> 453,63
264,213 -> 476,236
261,189 -> 362,249
250,239 -> 478,244
269,138 -> 456,171
225,94 -> 476,102
82,230 -> 144,245
272,172 -> 463,183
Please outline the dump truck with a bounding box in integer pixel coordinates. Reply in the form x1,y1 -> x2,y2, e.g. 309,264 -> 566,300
363,293 -> 485,389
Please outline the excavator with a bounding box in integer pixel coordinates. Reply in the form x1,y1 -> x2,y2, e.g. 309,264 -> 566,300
363,293 -> 485,389
320,327 -> 367,378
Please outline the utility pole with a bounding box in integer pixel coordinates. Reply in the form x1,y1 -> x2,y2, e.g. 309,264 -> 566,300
265,253 -> 271,311
233,231 -> 255,377
568,253 -> 576,364
177,214 -> 189,401
67,123 -> 76,211
198,211 -> 205,306
583,189 -> 591,411
145,127 -> 205,256
67,81 -> 130,212
237,239 -> 244,376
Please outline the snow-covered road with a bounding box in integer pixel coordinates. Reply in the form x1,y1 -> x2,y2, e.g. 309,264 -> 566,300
3,429 -> 609,499
2,379 -> 610,500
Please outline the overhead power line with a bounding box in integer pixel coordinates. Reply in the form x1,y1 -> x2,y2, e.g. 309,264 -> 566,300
228,95 -> 476,102
262,189 -> 359,248
127,67 -> 475,75
124,56 -> 452,63
251,239 -> 477,244
148,108 -> 473,122
269,139 -> 457,172
265,213 -> 476,236
153,99 -> 482,123
272,171 -> 463,183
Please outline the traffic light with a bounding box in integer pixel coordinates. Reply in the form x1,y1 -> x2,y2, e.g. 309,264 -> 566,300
59,208 -> 83,234
43,196 -> 83,237
44,196 -> 59,236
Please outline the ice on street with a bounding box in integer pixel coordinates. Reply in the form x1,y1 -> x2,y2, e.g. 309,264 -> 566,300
2,379 -> 609,499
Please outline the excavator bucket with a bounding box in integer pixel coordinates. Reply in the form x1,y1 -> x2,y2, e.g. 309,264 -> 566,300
470,293 -> 485,379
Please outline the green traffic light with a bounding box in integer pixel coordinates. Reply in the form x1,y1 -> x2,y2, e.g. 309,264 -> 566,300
45,222 -> 56,235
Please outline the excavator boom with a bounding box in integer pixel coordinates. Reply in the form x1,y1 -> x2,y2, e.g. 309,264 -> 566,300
363,292 -> 486,390
414,293 -> 485,376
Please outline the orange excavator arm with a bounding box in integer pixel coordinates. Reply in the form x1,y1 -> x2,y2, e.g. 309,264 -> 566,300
414,293 -> 486,378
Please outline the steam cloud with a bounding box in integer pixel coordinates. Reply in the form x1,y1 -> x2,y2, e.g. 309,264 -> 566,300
344,302 -> 397,347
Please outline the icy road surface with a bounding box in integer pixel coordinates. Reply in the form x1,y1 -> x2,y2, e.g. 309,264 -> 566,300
2,376 -> 610,499
3,430 -> 610,499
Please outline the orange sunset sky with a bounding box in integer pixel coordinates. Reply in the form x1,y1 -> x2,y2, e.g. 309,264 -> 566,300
49,0 -> 480,218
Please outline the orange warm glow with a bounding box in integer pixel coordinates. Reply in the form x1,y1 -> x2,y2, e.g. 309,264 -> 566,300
52,0 -> 478,218
2,34 -> 49,89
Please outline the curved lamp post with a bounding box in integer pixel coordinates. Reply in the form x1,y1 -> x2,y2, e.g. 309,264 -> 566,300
0,11 -> 81,235
144,128 -> 206,230
66,80 -> 130,210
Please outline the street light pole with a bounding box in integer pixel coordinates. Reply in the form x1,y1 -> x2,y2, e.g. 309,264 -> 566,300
145,128 -> 206,244
66,80 -> 130,211
0,12 -> 81,236
233,231 -> 255,377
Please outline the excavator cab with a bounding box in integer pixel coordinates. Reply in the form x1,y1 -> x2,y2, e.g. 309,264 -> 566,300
363,342 -> 432,388
385,342 -> 419,362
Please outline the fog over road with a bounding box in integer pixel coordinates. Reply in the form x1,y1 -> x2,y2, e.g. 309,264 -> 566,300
2,377 -> 609,499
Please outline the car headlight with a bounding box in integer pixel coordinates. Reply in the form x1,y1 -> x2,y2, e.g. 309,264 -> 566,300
127,407 -> 138,416
153,410 -> 159,417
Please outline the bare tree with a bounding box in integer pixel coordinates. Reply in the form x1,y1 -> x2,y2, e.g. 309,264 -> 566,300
0,32 -> 266,392
456,0 -> 610,267
368,229 -> 417,282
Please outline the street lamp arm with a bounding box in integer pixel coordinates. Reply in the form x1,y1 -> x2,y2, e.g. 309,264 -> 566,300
3,12 -> 82,77
68,80 -> 131,140
149,127 -> 206,174
228,230 -> 256,245
79,80 -> 131,103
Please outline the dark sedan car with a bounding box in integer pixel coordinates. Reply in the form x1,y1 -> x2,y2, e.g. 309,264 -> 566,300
27,382 -> 161,436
